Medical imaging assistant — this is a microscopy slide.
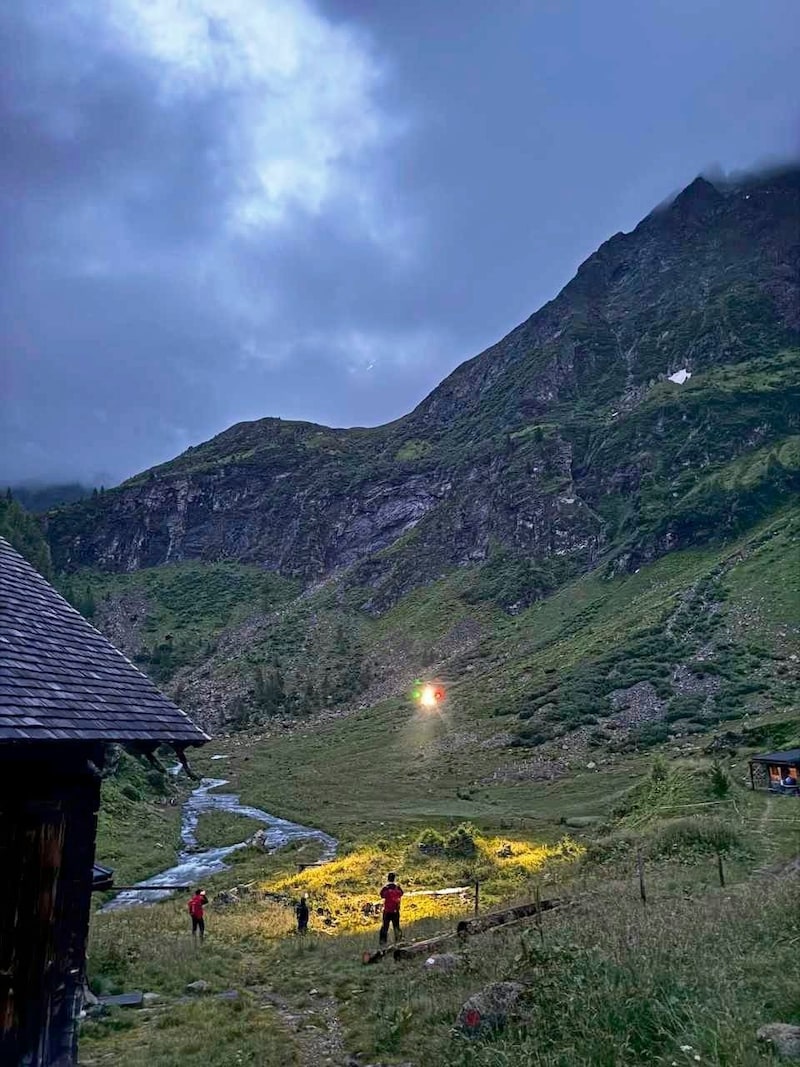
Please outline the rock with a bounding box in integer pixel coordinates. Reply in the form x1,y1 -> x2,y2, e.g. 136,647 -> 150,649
757,1023 -> 800,1059
142,993 -> 161,1005
249,828 -> 270,851
185,980 -> 211,995
424,953 -> 460,972
496,843 -> 513,858
213,889 -> 240,906
215,989 -> 240,1000
98,992 -> 144,1008
455,981 -> 526,1036
586,761 -> 597,770
83,1003 -> 109,1020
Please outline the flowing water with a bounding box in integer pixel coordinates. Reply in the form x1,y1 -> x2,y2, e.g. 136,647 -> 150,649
102,776 -> 337,911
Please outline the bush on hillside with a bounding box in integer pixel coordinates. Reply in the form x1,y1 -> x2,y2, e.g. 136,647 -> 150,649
416,827 -> 447,856
647,817 -> 743,858
583,817 -> 743,868
416,823 -> 478,859
582,830 -> 641,866
708,761 -> 731,798
445,822 -> 478,857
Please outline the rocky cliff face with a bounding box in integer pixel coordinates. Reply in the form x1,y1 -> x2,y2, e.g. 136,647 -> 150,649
46,168 -> 800,606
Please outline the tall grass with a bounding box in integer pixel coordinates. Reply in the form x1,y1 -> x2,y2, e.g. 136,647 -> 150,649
83,833 -> 800,1066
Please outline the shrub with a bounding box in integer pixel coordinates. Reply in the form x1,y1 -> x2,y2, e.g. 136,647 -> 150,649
647,817 -> 743,858
708,761 -> 731,798
582,830 -> 640,866
628,722 -> 671,748
416,828 -> 446,856
445,823 -> 477,858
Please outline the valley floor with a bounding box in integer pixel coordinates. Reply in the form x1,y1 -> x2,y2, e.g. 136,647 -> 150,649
83,743 -> 800,1067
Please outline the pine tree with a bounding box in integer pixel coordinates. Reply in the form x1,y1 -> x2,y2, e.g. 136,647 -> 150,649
82,584 -> 97,619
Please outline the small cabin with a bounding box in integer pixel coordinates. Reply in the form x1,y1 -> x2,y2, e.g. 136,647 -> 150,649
748,748 -> 800,794
0,537 -> 208,1066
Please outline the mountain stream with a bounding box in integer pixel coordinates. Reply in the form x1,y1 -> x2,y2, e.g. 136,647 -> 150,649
102,775 -> 338,911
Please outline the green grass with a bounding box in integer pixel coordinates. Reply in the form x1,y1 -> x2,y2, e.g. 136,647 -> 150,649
80,998 -> 297,1066
194,811 -> 262,849
82,804 -> 800,1066
95,752 -> 185,885
68,561 -> 301,683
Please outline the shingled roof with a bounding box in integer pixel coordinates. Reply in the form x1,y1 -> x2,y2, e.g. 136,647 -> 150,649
0,537 -> 208,744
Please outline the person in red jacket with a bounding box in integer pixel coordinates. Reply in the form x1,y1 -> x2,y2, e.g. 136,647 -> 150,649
188,888 -> 208,941
378,872 -> 404,945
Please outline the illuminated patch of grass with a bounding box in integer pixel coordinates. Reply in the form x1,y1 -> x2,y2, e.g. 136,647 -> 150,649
265,834 -> 582,931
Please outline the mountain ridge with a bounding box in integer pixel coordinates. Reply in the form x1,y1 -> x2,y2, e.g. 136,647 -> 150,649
45,166 -> 799,603
29,165 -> 799,738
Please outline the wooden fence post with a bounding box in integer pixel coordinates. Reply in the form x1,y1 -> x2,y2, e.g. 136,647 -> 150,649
534,884 -> 545,946
636,849 -> 647,907
474,880 -> 480,916
717,851 -> 725,888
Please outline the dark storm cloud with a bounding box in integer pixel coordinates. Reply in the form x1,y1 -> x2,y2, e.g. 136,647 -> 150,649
1,0 -> 797,485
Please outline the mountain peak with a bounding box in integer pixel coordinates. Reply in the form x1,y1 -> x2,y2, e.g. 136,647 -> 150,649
670,174 -> 724,215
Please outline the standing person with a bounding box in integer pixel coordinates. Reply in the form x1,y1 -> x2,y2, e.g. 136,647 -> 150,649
378,872 -> 404,945
188,888 -> 208,942
296,894 -> 310,935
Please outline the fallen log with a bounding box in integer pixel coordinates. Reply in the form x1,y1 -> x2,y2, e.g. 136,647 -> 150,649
456,898 -> 559,938
392,932 -> 457,960
361,898 -> 561,965
362,941 -> 413,965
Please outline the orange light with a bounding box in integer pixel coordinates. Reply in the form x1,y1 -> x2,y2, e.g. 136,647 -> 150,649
420,684 -> 438,708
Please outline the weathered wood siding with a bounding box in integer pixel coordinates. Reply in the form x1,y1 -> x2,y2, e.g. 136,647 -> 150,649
0,745 -> 101,1066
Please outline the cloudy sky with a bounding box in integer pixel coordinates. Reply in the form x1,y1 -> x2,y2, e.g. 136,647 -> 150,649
1,0 -> 797,486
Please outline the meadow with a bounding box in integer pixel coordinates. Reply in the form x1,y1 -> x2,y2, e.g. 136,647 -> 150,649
83,755 -> 800,1066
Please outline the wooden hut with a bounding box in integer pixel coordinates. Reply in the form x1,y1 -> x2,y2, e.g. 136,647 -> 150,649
748,748 -> 800,792
0,538 -> 208,1066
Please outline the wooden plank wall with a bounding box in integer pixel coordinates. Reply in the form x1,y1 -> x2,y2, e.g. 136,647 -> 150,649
0,745 -> 101,1066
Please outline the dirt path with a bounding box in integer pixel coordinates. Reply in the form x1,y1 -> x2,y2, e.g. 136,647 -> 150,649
256,989 -> 350,1067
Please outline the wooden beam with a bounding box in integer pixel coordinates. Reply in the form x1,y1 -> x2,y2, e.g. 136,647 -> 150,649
456,898 -> 559,938
372,898 -> 561,963
392,933 -> 457,960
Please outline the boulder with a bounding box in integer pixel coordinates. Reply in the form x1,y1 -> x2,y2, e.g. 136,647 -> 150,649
142,993 -> 161,1005
249,829 -> 271,852
185,980 -> 211,995
424,954 -> 460,972
757,1024 -> 800,1060
213,889 -> 240,906
455,981 -> 526,1036
83,1003 -> 108,1021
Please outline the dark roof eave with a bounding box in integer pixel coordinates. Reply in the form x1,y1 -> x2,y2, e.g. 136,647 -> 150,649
0,735 -> 209,747
749,749 -> 800,765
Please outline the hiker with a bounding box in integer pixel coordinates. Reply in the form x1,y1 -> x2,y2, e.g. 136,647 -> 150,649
188,888 -> 208,941
378,872 -> 404,945
296,895 -> 310,935
782,773 -> 797,792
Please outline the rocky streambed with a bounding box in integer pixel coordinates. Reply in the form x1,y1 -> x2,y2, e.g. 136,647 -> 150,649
102,775 -> 337,910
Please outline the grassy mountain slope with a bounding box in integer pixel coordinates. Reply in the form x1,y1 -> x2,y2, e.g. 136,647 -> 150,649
68,170 -> 800,1067
45,169 -> 799,601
